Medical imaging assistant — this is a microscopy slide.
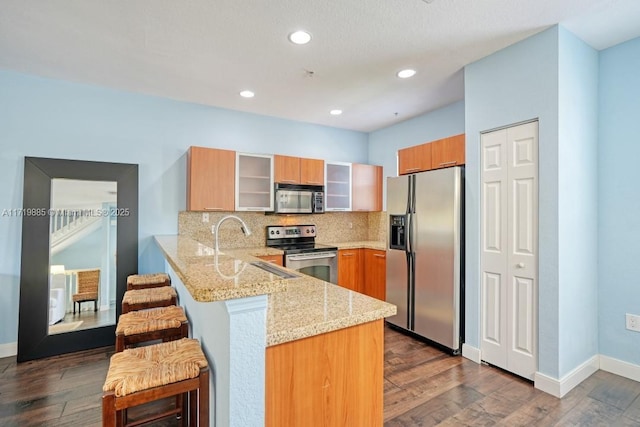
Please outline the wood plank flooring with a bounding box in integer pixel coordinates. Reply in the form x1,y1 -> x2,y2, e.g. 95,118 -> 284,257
383,327 -> 640,426
1,326 -> 640,426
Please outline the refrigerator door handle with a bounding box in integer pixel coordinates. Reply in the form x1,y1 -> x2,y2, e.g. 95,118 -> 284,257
406,212 -> 412,254
405,251 -> 412,328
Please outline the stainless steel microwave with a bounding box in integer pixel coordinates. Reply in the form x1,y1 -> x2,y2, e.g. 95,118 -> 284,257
274,183 -> 324,214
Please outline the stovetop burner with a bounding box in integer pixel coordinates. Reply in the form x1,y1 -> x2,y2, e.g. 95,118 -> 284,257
266,225 -> 338,254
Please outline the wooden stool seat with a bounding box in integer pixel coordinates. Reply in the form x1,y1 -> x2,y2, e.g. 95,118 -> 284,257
102,338 -> 209,426
122,287 -> 177,313
127,273 -> 171,290
115,305 -> 188,352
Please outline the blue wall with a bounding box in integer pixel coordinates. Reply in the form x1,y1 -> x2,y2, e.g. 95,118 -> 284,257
557,27 -> 600,376
598,37 -> 640,365
368,101 -> 465,178
0,70 -> 368,345
464,26 -> 562,378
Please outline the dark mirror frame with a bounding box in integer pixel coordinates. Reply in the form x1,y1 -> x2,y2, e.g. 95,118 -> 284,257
17,157 -> 138,362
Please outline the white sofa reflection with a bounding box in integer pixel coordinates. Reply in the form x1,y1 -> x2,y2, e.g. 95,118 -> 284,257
49,265 -> 67,325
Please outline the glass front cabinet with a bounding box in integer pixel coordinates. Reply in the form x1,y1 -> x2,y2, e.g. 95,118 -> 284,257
235,153 -> 274,211
325,161 -> 352,211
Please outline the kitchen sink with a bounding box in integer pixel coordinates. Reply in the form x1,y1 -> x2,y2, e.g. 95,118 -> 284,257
250,261 -> 299,279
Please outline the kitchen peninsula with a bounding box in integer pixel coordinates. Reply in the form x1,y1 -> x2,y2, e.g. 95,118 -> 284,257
154,235 -> 396,427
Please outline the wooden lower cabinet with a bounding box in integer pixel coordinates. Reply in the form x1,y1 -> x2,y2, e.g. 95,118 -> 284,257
265,320 -> 384,427
337,249 -> 363,293
256,255 -> 283,266
363,249 -> 386,301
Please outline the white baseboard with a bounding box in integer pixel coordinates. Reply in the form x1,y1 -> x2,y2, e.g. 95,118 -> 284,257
600,355 -> 640,383
0,341 -> 17,358
534,355 -> 599,398
462,343 -> 481,364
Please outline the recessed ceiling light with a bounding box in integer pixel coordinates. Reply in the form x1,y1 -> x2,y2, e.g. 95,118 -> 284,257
289,30 -> 312,45
330,109 -> 342,116
397,69 -> 417,79
239,90 -> 255,98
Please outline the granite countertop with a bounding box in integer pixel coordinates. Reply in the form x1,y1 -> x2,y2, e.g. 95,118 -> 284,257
154,235 -> 287,302
154,235 -> 396,347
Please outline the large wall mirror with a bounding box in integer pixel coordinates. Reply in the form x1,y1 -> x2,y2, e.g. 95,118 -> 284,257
18,157 -> 138,362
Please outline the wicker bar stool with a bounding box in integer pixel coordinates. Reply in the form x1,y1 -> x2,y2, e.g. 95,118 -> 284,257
122,287 -> 178,314
126,273 -> 171,291
102,338 -> 209,427
115,305 -> 188,352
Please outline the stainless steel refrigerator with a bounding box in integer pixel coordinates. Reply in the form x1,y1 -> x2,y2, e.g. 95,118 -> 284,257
386,166 -> 463,353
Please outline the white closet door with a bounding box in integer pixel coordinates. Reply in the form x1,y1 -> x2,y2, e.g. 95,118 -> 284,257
481,121 -> 538,380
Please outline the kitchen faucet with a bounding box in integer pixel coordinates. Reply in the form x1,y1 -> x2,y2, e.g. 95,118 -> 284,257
213,215 -> 252,253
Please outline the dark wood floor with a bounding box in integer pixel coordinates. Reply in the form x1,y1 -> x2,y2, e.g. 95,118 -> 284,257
1,326 -> 640,426
383,327 -> 640,426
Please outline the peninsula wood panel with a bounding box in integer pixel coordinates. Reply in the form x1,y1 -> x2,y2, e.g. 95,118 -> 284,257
300,157 -> 325,185
398,142 -> 432,175
431,133 -> 465,169
352,163 -> 382,212
187,146 -> 235,211
337,249 -> 363,293
265,320 -> 384,427
274,154 -> 300,184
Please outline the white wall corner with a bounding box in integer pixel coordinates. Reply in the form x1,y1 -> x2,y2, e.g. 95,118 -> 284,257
462,343 -> 481,364
534,355 -> 600,398
600,355 -> 640,383
0,341 -> 17,358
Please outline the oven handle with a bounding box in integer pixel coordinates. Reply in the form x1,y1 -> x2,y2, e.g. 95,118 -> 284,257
286,252 -> 337,261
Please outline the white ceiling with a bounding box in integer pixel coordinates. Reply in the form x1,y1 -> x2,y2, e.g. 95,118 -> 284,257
1,0 -> 639,132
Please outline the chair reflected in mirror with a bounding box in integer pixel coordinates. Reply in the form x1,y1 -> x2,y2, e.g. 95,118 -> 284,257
73,269 -> 100,314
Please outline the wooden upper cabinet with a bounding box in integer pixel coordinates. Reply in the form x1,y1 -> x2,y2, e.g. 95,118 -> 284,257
352,163 -> 382,212
431,133 -> 465,169
398,142 -> 432,175
300,158 -> 324,185
274,155 -> 324,185
187,146 -> 235,211
274,155 -> 300,184
398,134 -> 465,175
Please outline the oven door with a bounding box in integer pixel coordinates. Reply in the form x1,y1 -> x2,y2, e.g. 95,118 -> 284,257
285,251 -> 337,284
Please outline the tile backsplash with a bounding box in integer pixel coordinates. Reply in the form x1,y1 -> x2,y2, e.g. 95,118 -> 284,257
179,211 -> 388,248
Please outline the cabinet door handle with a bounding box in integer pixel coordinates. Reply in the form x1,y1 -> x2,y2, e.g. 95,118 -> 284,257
406,167 -> 420,172
341,253 -> 354,257
373,254 -> 385,258
204,207 -> 224,211
304,181 -> 323,185
439,161 -> 458,167
280,180 -> 297,183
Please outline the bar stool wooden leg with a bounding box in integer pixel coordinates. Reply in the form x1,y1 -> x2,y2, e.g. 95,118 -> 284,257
200,369 -> 210,427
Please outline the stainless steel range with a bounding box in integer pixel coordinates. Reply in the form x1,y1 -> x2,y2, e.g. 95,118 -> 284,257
266,225 -> 338,284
